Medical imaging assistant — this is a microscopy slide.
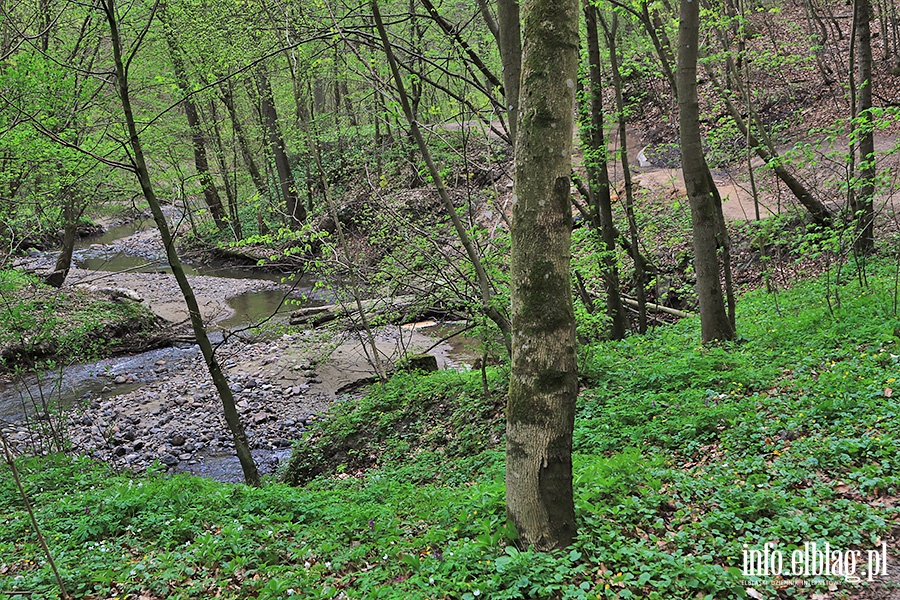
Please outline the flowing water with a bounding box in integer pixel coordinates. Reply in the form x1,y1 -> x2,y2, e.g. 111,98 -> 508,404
3,220 -> 476,482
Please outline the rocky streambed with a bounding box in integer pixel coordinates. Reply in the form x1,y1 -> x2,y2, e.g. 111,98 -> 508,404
3,217 -> 475,482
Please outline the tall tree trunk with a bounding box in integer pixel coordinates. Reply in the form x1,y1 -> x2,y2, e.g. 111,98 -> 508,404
102,0 -> 259,485
677,0 -> 736,342
256,71 -> 305,227
206,98 -> 243,240
476,0 -> 500,45
602,12 -> 648,333
219,80 -> 267,201
159,7 -> 226,231
854,0 -> 876,254
506,0 -> 580,550
497,0 -> 522,145
583,2 -> 628,339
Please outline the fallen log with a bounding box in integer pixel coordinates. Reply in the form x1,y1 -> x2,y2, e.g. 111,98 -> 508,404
288,295 -> 466,328
290,295 -> 418,327
621,296 -> 693,319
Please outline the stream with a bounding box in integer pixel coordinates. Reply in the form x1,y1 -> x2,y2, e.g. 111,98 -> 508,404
2,218 -> 476,482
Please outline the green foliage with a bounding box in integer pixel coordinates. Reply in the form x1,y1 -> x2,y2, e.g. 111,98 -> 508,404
3,265 -> 900,598
0,270 -> 159,371
281,368 -> 507,486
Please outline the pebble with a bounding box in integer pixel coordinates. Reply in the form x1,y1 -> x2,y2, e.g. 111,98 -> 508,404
4,327 -> 343,477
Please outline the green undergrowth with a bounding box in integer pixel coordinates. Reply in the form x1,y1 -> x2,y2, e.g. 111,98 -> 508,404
0,270 -> 161,372
2,263 -> 900,599
281,369 -> 508,486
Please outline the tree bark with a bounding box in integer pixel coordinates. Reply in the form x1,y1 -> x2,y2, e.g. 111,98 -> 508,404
497,0 -> 522,145
206,97 -> 243,240
583,2 -> 628,339
506,0 -> 580,550
102,0 -> 259,485
219,80 -> 267,202
256,70 -> 305,227
601,12 -> 648,333
159,5 -> 226,231
44,195 -> 83,288
677,0 -> 735,342
854,0 -> 876,254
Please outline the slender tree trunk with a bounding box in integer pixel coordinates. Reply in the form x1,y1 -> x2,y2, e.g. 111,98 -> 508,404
506,0 -> 580,550
476,0 -> 500,44
159,6 -> 226,231
715,80 -> 834,225
44,195 -> 83,288
102,0 -> 259,485
256,70 -> 305,227
602,13 -> 648,332
372,0 -> 512,352
583,2 -> 628,339
497,0 -> 522,145
207,98 -> 243,240
219,80 -> 267,201
854,0 -> 876,254
677,0 -> 735,342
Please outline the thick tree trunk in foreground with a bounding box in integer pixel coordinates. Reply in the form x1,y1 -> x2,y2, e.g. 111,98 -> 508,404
677,0 -> 735,342
102,0 -> 259,485
506,0 -> 580,550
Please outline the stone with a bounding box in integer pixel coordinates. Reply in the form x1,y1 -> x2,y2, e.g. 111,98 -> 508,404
178,453 -> 193,461
401,354 -> 439,373
114,375 -> 128,384
114,446 -> 127,457
170,434 -> 185,447
160,454 -> 179,467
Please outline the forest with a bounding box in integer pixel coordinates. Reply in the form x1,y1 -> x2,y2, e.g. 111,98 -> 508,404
2,0 -> 900,597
